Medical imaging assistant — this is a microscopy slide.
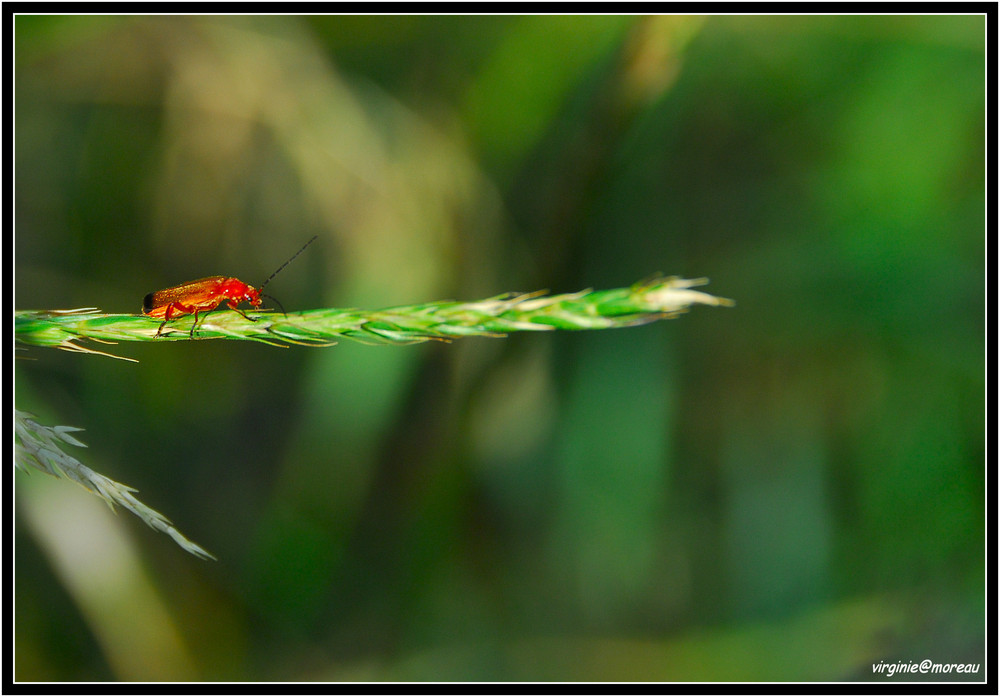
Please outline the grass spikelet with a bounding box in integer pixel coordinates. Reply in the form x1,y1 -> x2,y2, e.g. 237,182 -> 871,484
15,276 -> 732,359
15,411 -> 215,560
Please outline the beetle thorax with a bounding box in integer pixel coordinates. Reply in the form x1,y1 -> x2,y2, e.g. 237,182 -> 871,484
218,278 -> 262,307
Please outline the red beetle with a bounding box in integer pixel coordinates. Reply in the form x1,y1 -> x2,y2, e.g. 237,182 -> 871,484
143,236 -> 317,338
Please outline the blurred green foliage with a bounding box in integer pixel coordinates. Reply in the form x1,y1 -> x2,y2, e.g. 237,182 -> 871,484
14,15 -> 984,682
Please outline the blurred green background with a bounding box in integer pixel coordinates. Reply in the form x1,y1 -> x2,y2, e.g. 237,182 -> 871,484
14,15 -> 984,682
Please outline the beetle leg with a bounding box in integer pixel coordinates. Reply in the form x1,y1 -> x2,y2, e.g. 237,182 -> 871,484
227,299 -> 260,323
186,309 -> 198,339
190,303 -> 226,339
155,301 -> 196,338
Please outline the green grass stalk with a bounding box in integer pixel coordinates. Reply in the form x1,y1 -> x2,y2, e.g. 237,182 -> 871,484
16,276 -> 732,360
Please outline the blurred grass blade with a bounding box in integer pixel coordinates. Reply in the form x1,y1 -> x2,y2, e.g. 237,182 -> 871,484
15,410 -> 215,560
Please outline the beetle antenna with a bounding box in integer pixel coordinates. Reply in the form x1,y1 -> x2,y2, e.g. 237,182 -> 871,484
258,235 -> 318,291
260,293 -> 287,317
